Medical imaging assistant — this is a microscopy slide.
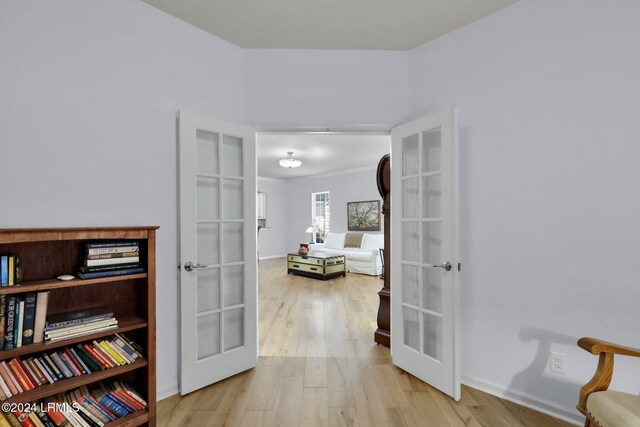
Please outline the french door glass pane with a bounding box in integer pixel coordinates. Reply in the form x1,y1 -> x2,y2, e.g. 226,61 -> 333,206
196,130 -> 219,175
197,268 -> 220,313
197,223 -> 219,266
402,178 -> 419,219
197,313 -> 220,360
423,267 -> 442,313
423,313 -> 442,361
422,175 -> 441,219
223,179 -> 243,219
402,264 -> 420,306
223,223 -> 244,263
223,135 -> 243,176
402,222 -> 419,263
422,222 -> 441,265
224,308 -> 244,351
422,128 -> 441,172
403,307 -> 420,352
223,265 -> 244,307
402,134 -> 419,176
197,177 -> 219,220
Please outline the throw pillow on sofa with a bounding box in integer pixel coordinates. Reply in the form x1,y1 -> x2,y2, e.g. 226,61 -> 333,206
344,232 -> 364,249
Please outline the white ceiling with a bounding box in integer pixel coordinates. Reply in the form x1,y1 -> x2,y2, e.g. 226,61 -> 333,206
257,133 -> 390,180
142,0 -> 519,50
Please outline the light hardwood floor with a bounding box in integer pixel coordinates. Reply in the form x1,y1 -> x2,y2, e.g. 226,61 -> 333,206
158,257 -> 574,427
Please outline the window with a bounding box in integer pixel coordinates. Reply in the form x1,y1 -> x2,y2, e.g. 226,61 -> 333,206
311,191 -> 330,243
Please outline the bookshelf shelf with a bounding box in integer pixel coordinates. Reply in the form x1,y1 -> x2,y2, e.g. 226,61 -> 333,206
0,315 -> 148,361
0,274 -> 148,296
0,227 -> 157,426
107,410 -> 149,427
4,358 -> 148,404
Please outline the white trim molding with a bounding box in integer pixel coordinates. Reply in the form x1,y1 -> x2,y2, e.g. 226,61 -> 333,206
157,382 -> 179,401
251,123 -> 393,134
285,165 -> 378,182
258,176 -> 285,182
461,374 -> 583,425
259,254 -> 286,261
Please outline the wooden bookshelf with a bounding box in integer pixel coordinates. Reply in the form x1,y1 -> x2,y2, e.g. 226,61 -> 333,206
0,315 -> 147,361
109,410 -> 149,427
0,274 -> 148,295
0,227 -> 157,427
4,359 -> 148,404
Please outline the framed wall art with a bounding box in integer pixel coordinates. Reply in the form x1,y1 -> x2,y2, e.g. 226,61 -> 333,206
347,200 -> 381,231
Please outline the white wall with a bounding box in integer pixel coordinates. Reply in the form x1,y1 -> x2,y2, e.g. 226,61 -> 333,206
0,0 -> 247,398
0,0 -> 405,399
408,0 -> 640,419
244,49 -> 409,125
257,178 -> 287,258
283,169 -> 384,252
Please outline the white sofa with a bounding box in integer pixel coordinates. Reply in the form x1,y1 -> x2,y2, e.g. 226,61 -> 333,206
309,232 -> 383,276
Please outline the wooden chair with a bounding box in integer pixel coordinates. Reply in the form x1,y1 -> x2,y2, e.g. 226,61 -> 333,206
577,337 -> 640,426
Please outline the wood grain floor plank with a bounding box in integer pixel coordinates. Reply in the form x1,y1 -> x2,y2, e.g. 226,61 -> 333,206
157,258 -> 576,427
329,407 -> 361,427
267,376 -> 304,427
301,387 -> 330,427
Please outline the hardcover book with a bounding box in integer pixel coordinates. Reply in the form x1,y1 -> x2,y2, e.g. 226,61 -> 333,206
77,267 -> 144,280
7,256 -> 14,287
4,296 -> 15,350
0,295 -> 5,350
0,256 -> 7,287
85,257 -> 140,267
78,262 -> 142,273
46,307 -> 114,329
85,241 -> 139,249
21,293 -> 37,345
33,291 -> 49,344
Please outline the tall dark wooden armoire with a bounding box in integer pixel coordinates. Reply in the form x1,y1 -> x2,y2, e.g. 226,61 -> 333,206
374,154 -> 391,347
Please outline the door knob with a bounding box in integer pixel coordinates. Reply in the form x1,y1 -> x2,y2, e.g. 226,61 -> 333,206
184,261 -> 207,272
433,261 -> 452,271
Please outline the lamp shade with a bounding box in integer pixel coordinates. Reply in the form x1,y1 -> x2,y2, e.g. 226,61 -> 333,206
305,227 -> 314,233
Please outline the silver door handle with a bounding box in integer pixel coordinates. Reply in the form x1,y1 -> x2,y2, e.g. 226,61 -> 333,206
184,261 -> 207,272
431,261 -> 452,271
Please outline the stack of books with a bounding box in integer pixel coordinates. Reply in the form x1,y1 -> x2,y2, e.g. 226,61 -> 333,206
0,292 -> 49,350
44,308 -> 117,343
0,333 -> 143,401
78,241 -> 144,280
0,380 -> 148,426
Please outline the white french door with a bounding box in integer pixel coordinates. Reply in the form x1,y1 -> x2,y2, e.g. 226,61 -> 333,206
391,107 -> 460,400
178,111 -> 257,395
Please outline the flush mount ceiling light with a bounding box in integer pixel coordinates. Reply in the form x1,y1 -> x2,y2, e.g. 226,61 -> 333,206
279,151 -> 302,168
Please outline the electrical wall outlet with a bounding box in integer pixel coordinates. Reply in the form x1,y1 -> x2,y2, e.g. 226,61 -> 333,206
550,351 -> 567,374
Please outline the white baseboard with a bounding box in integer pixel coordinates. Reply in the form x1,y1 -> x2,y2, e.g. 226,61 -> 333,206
461,374 -> 583,425
157,383 -> 179,401
259,254 -> 286,260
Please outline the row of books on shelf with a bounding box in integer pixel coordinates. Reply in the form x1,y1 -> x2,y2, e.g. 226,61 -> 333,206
77,242 -> 143,280
1,289 -> 118,350
0,255 -> 19,288
0,293 -> 48,350
0,380 -> 148,427
0,333 -> 143,401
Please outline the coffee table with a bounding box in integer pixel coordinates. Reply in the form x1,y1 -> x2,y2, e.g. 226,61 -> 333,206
287,252 -> 346,280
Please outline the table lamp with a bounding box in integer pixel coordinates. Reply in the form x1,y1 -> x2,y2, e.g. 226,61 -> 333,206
306,226 -> 314,243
